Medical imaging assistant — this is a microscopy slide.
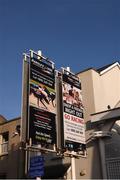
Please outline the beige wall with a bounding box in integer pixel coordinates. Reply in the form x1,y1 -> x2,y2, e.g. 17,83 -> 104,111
76,70 -> 103,179
78,70 -> 95,122
92,65 -> 120,112
79,65 -> 120,116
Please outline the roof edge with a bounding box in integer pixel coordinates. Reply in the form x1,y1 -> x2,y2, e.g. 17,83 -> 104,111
99,62 -> 120,75
91,107 -> 120,116
76,61 -> 120,75
0,116 -> 21,126
76,67 -> 96,75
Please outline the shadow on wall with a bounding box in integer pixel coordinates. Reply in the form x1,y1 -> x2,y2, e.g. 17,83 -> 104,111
78,120 -> 102,179
86,108 -> 120,179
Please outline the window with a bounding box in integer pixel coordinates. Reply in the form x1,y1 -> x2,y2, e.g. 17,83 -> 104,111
0,132 -> 9,155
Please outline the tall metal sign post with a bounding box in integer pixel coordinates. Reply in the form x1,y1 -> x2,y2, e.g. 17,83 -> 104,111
20,53 -> 30,179
21,50 -> 57,179
21,50 -> 86,179
28,50 -> 57,179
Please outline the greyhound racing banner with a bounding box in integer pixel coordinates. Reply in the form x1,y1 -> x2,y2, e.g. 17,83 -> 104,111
62,69 -> 85,151
28,54 -> 56,147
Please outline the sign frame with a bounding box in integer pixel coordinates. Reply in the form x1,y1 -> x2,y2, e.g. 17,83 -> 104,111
61,68 -> 86,152
28,50 -> 57,149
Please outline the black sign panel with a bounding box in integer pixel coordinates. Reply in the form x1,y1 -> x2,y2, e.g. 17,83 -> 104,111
29,106 -> 56,145
29,57 -> 56,146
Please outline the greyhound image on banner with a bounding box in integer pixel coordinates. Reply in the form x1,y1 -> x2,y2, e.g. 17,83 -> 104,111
28,53 -> 56,147
62,69 -> 85,151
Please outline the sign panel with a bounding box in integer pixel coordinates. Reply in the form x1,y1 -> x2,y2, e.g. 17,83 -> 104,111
62,69 -> 85,151
28,155 -> 44,178
29,56 -> 56,146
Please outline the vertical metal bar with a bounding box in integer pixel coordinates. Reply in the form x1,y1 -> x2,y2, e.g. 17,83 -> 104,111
25,146 -> 28,176
61,68 -> 65,148
56,70 -> 64,149
71,156 -> 76,180
36,145 -> 42,180
99,138 -> 107,179
20,54 -> 29,178
56,71 -> 61,149
21,54 -> 29,142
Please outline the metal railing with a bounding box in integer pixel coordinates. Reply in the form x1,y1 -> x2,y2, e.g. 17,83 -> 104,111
0,141 -> 8,155
106,158 -> 120,179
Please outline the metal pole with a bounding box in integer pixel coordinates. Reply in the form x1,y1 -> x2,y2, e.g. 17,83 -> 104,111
25,145 -> 28,176
71,155 -> 76,180
20,54 -> 29,178
98,138 -> 107,179
36,177 -> 41,180
36,144 -> 41,180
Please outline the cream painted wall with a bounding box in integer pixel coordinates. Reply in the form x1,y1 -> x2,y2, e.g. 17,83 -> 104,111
91,65 -> 120,113
77,70 -> 102,179
78,70 -> 95,121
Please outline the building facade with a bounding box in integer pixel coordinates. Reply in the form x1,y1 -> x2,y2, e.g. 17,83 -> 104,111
0,116 -> 21,179
76,61 -> 120,179
0,62 -> 120,179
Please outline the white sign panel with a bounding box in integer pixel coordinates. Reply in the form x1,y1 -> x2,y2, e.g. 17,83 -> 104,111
62,69 -> 85,151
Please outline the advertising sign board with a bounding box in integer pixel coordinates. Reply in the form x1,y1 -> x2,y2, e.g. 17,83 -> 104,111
62,69 -> 85,151
28,55 -> 56,147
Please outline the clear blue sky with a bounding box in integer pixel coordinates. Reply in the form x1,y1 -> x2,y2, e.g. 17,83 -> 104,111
0,0 -> 120,120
